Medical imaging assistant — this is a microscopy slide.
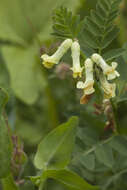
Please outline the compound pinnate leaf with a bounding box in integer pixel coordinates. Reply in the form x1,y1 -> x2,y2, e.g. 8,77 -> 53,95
34,117 -> 78,170
52,7 -> 84,40
79,153 -> 95,171
103,48 -> 125,61
95,144 -> 114,168
101,26 -> 119,49
108,135 -> 127,156
82,0 -> 121,51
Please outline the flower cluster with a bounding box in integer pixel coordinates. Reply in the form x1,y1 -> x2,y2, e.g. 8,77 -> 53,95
41,39 -> 120,104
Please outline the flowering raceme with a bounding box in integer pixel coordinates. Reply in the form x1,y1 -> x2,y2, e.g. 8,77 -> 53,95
41,38 -> 120,103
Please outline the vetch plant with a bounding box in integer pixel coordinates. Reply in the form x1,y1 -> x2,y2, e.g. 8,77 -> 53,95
1,0 -> 127,190
41,43 -> 120,103
35,0 -> 127,189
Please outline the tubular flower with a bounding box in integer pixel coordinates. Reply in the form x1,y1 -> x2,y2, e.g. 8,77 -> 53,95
91,53 -> 120,80
71,41 -> 84,78
77,58 -> 95,104
99,73 -> 116,99
41,39 -> 72,69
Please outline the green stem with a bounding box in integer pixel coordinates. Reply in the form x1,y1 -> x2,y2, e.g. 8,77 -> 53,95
110,99 -> 119,135
98,52 -> 118,134
34,29 -> 59,129
41,68 -> 59,129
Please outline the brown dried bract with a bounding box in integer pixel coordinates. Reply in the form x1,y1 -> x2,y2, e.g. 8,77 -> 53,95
80,94 -> 93,104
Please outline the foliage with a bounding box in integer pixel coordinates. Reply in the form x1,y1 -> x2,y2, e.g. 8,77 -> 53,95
0,88 -> 12,178
0,0 -> 127,190
52,0 -> 125,59
34,117 -> 78,170
0,0 -> 79,104
52,7 -> 84,39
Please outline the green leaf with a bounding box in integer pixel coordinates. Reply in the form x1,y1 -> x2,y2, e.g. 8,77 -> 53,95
101,26 -> 119,49
0,0 -> 79,104
2,174 -> 18,190
0,115 -> 12,178
108,135 -> 127,156
103,48 -> 126,61
117,98 -> 127,106
79,153 -> 95,171
1,44 -> 41,104
0,53 -> 10,91
52,7 -> 83,39
80,29 -> 99,49
82,0 -> 121,51
0,88 -> 12,178
80,45 -> 95,57
0,0 -> 79,44
0,88 -> 8,114
77,127 -> 99,146
94,143 -> 114,168
29,176 -> 41,186
96,2 -> 107,18
85,17 -> 102,36
45,169 -> 99,190
34,116 -> 78,170
90,10 -> 104,27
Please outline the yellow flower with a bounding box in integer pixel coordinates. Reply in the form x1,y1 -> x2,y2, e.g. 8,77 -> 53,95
99,73 -> 116,99
91,53 -> 120,80
71,41 -> 84,78
77,58 -> 95,103
41,39 -> 72,69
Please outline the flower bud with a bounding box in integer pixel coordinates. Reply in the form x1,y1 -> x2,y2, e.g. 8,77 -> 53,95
41,39 -> 72,68
71,41 -> 84,78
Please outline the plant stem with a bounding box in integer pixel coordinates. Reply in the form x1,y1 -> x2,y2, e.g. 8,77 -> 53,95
110,99 -> 119,135
41,68 -> 59,129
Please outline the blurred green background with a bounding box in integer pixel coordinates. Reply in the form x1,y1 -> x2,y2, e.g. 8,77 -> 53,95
0,0 -> 127,189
